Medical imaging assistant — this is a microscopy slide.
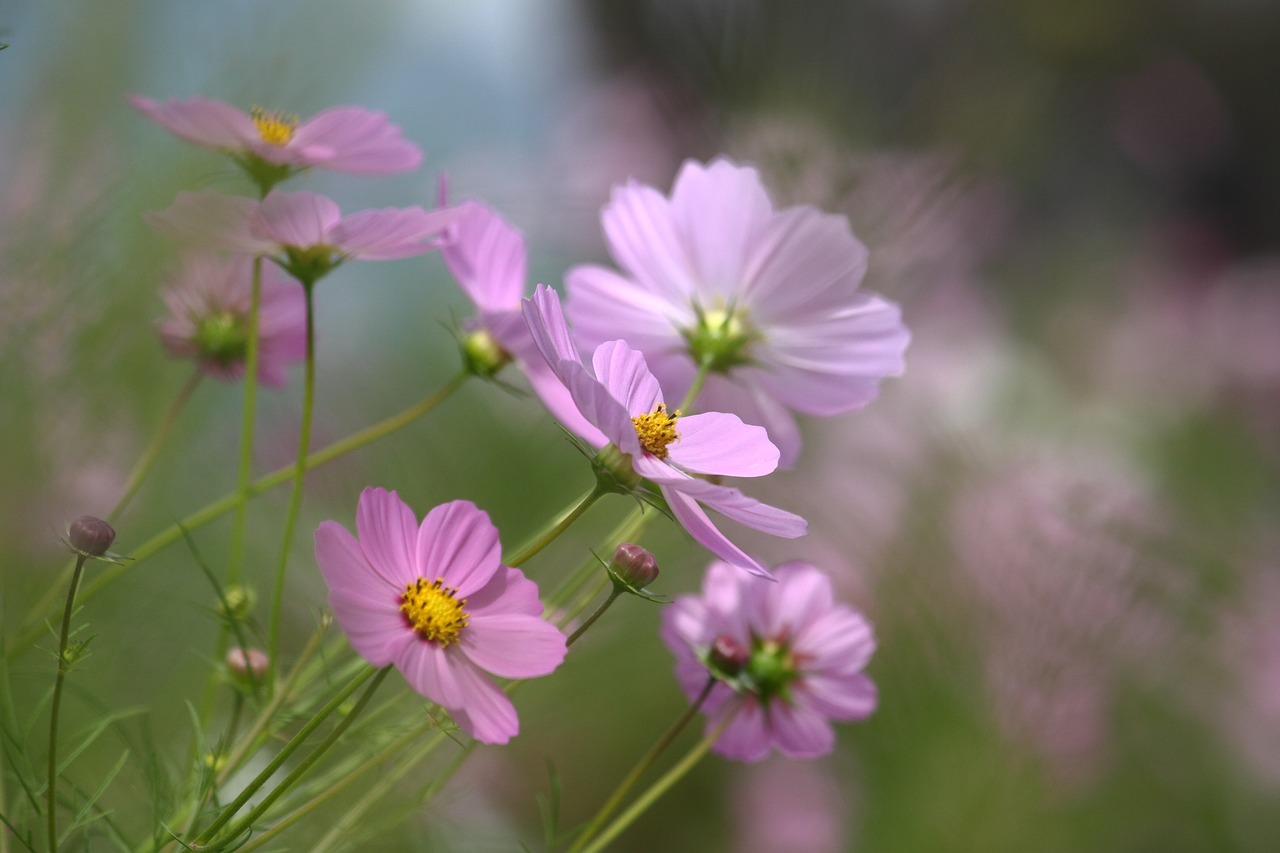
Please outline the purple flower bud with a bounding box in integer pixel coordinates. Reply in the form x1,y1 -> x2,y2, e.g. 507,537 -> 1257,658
226,647 -> 269,684
610,542 -> 660,589
68,516 -> 115,556
708,634 -> 750,678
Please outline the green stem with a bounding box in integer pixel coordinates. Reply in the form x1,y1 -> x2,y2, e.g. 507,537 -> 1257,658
265,282 -> 317,689
578,709 -> 734,853
504,485 -> 605,569
544,506 -> 652,614
208,668 -> 390,850
678,357 -> 715,414
227,256 -> 264,588
568,677 -> 716,853
108,370 -> 202,523
12,371 -> 469,659
46,555 -> 88,853
192,666 -> 378,847
565,588 -> 623,647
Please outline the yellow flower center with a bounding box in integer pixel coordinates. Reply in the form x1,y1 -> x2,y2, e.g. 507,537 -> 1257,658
251,107 -> 298,146
400,577 -> 469,647
632,403 -> 681,459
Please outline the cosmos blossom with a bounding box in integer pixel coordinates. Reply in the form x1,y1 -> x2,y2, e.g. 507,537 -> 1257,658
565,157 -> 910,466
522,284 -> 805,578
145,190 -> 459,284
130,95 -> 423,175
157,254 -> 306,388
661,561 -> 877,762
441,200 -> 598,437
314,488 -> 567,745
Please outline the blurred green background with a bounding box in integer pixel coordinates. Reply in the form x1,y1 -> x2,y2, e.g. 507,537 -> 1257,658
3,0 -> 1279,850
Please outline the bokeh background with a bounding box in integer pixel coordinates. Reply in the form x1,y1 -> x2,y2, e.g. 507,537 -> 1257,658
3,0 -> 1280,850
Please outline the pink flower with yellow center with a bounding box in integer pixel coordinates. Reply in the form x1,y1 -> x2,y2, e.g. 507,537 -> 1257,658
662,561 -> 877,762
157,254 -> 306,388
315,488 -> 567,745
566,158 -> 910,466
130,95 -> 423,176
522,284 -> 805,578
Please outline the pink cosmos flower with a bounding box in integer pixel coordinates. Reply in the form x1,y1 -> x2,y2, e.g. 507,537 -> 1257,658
157,254 -> 306,388
441,201 -> 597,437
314,488 -> 567,745
522,284 -> 805,578
130,95 -> 423,175
146,189 -> 459,284
566,158 -> 910,466
662,561 -> 877,762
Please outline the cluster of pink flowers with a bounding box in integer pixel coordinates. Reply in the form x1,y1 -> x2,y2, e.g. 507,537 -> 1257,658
140,91 -> 899,755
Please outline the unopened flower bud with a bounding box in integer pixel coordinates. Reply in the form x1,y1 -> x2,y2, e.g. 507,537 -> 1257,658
218,585 -> 257,622
460,328 -> 510,378
68,516 -> 115,556
609,542 -> 660,590
226,647 -> 269,685
708,635 -> 750,679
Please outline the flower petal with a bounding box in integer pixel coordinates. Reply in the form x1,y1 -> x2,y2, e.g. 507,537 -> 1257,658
314,522 -> 402,667
769,700 -> 836,759
798,673 -> 878,721
441,656 -> 521,744
415,500 -> 501,598
331,205 -> 460,260
460,612 -> 566,679
670,158 -> 773,302
522,284 -> 585,380
591,340 -> 662,416
255,190 -> 342,248
130,94 -> 258,149
145,190 -> 270,254
443,201 -> 527,312
601,179 -> 698,303
355,487 -> 421,588
709,699 -> 773,762
395,639 -> 466,708
565,263 -> 689,354
743,205 -> 868,320
660,476 -> 807,539
665,411 -> 779,477
660,484 -> 774,578
291,106 -> 423,174
747,562 -> 834,641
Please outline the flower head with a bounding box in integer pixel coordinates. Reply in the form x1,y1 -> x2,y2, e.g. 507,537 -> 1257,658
566,158 -> 910,466
146,190 -> 459,285
157,254 -> 306,387
130,95 -> 422,185
314,488 -> 567,744
522,284 -> 805,577
442,201 -> 597,435
662,561 -> 877,762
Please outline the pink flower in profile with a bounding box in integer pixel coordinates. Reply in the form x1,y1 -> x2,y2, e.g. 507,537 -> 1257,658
441,201 -> 597,437
157,254 -> 306,387
130,95 -> 422,176
566,158 -> 910,466
522,284 -> 805,578
315,488 -> 567,745
146,190 -> 459,284
662,561 -> 877,762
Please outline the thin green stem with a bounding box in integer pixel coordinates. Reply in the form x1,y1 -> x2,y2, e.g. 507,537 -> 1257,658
227,255 -> 264,588
678,357 -> 716,414
208,668 -> 390,850
544,506 -> 651,614
192,666 -> 377,847
13,373 -> 468,656
565,588 -> 623,647
108,370 -> 202,523
46,555 -> 88,853
567,677 -> 716,853
265,282 -> 317,689
504,485 -> 605,569
578,709 -> 735,853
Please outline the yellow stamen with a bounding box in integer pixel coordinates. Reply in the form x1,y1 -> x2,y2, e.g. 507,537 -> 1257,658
250,107 -> 298,146
632,403 -> 681,459
400,577 -> 469,647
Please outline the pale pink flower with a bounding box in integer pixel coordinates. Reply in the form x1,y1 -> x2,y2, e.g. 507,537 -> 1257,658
146,190 -> 459,283
522,284 -> 805,578
662,561 -> 877,762
315,488 -> 567,745
157,254 -> 306,388
565,157 -> 910,466
441,200 -> 597,437
130,95 -> 423,175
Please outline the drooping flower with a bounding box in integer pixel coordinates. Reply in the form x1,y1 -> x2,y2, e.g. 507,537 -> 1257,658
314,488 -> 567,745
157,254 -> 306,387
566,157 -> 910,466
661,561 -> 877,762
522,284 -> 805,577
130,95 -> 422,187
441,200 -> 597,436
146,190 -> 459,286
